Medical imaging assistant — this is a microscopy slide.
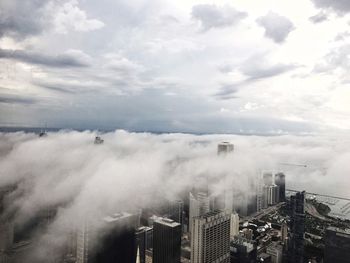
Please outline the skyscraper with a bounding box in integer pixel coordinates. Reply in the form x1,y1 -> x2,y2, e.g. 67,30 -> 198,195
263,172 -> 273,186
189,191 -> 210,234
77,212 -> 139,263
274,173 -> 286,202
153,218 -> 181,263
288,191 -> 305,263
217,142 -> 234,155
230,212 -> 239,239
136,226 -> 153,263
324,227 -> 350,263
191,210 -> 231,263
168,199 -> 184,225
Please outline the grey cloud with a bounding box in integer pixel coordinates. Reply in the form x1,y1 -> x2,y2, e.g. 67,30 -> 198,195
191,4 -> 247,31
334,31 -> 350,41
0,48 -> 91,68
0,0 -> 52,39
0,94 -> 36,105
311,0 -> 350,15
309,11 -> 328,23
313,44 -> 350,73
256,12 -> 295,43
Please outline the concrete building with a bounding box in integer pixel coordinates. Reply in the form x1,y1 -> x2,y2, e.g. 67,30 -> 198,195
263,173 -> 273,186
189,191 -> 210,234
153,218 -> 181,263
191,210 -> 231,263
324,227 -> 350,263
218,142 -> 234,155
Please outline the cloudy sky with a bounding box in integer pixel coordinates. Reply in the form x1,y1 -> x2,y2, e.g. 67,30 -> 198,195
0,0 -> 349,133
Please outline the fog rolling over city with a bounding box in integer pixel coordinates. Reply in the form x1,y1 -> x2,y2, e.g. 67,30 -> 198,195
0,130 -> 349,261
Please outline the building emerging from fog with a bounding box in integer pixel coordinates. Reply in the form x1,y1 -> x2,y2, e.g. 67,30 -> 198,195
153,218 -> 181,263
217,142 -> 234,155
274,173 -> 286,202
189,191 -> 210,234
324,227 -> 350,263
77,212 -> 139,263
191,210 -> 231,263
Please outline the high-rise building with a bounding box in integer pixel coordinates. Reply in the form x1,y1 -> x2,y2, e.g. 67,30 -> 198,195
136,226 -> 153,263
191,210 -> 231,263
189,191 -> 210,234
324,227 -> 350,263
153,218 -> 181,263
263,173 -> 273,186
268,185 -> 280,205
217,142 -> 234,155
288,191 -> 305,263
168,200 -> 184,225
230,212 -> 240,239
77,212 -> 139,263
274,173 -> 286,202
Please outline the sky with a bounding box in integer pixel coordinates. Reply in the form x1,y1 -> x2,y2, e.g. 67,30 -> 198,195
0,0 -> 349,133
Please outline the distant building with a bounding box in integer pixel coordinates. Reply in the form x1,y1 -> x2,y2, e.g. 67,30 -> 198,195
287,191 -> 305,263
230,212 -> 240,239
94,136 -> 104,144
191,210 -> 231,263
153,218 -> 181,263
218,142 -> 234,155
230,236 -> 257,263
324,227 -> 350,263
267,185 -> 279,205
168,200 -> 184,226
263,173 -> 273,186
189,191 -> 210,234
274,173 -> 286,202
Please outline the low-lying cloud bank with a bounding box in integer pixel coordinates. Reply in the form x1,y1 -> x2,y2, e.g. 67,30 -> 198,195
0,130 -> 349,261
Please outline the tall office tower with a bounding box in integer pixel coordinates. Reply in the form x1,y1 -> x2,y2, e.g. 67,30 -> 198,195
191,210 -> 231,263
217,142 -> 234,155
230,212 -> 239,239
262,185 -> 270,209
268,185 -> 280,205
77,212 -> 139,263
153,218 -> 181,263
274,173 -> 286,202
266,242 -> 283,263
136,226 -> 153,263
189,191 -> 210,234
324,227 -> 350,263
263,172 -> 273,186
230,236 -> 257,263
168,200 -> 184,225
288,191 -> 305,263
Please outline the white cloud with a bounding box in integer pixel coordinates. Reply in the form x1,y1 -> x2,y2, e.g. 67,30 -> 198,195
54,0 -> 104,34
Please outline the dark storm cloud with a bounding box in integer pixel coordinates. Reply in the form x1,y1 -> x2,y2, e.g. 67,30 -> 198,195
0,94 -> 36,105
256,12 -> 295,43
0,0 -> 52,39
191,4 -> 247,31
311,0 -> 350,15
0,48 -> 90,68
309,11 -> 328,23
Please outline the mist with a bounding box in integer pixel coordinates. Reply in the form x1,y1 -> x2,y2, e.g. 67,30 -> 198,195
0,130 -> 349,261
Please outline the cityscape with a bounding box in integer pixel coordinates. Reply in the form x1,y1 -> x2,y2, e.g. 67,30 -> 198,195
1,0 -> 350,262
0,131 -> 349,263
